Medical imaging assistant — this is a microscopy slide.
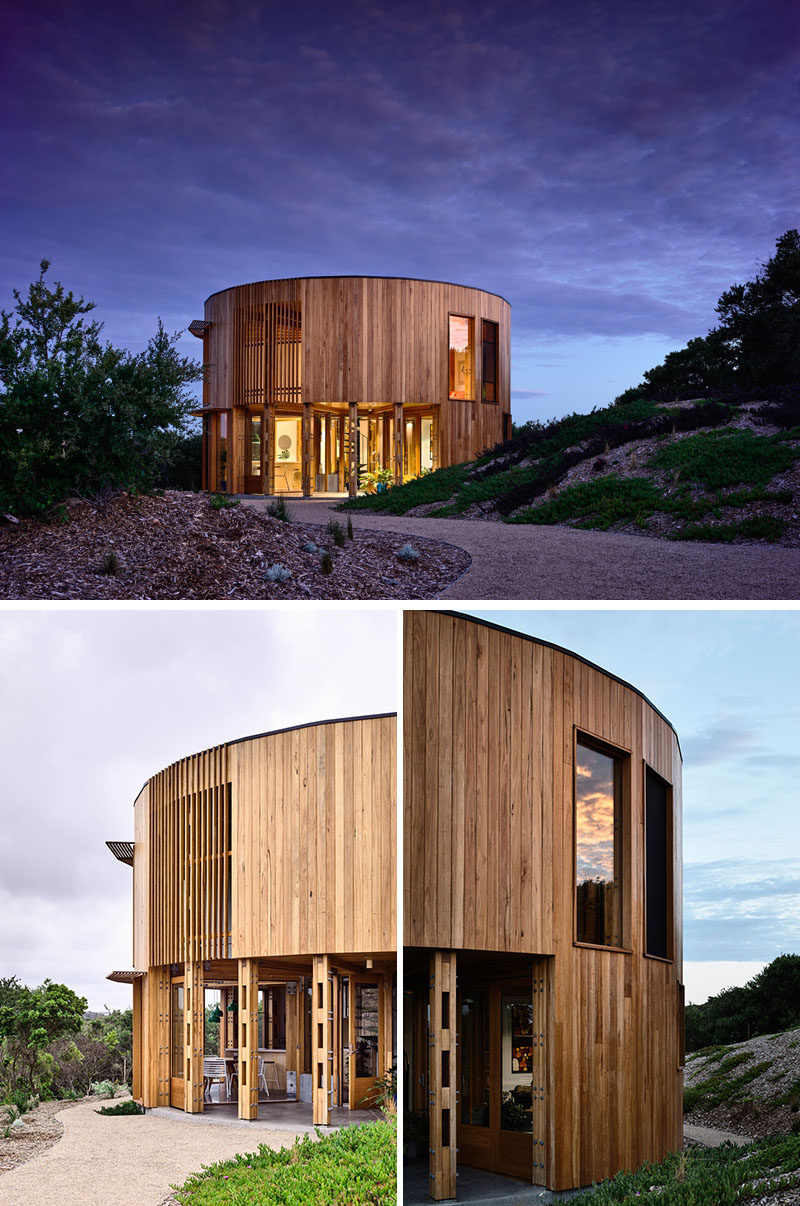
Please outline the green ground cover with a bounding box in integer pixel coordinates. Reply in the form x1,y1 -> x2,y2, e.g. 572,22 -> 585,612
571,1134 -> 800,1205
648,428 -> 797,489
172,1115 -> 396,1206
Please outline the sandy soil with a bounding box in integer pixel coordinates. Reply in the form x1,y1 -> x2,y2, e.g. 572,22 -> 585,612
0,1097 -> 306,1206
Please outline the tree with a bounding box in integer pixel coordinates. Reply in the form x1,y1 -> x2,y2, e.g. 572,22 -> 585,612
0,260 -> 203,516
618,230 -> 800,404
0,979 -> 87,1095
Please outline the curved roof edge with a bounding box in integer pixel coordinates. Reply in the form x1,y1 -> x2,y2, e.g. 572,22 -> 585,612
439,611 -> 681,756
134,711 -> 397,801
204,275 -> 511,307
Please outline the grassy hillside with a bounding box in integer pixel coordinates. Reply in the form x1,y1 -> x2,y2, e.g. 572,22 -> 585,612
342,394 -> 800,544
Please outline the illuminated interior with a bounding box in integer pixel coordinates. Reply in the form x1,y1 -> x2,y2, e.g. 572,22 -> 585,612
449,315 -> 474,399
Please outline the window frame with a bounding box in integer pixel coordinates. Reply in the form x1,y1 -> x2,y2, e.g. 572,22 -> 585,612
481,317 -> 499,405
447,313 -> 475,401
643,762 -> 674,963
573,728 -> 631,953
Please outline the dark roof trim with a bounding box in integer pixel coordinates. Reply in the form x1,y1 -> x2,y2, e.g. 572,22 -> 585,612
133,713 -> 397,801
106,971 -> 144,984
204,276 -> 511,308
106,841 -> 134,866
437,611 -> 681,756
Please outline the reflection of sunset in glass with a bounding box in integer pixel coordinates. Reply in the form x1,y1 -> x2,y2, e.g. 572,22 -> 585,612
576,745 -> 615,882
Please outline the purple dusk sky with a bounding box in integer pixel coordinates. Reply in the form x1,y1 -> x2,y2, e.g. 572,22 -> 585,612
2,0 -> 798,422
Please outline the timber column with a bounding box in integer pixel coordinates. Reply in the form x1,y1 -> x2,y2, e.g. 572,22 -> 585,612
238,958 -> 259,1119
312,955 -> 333,1124
302,401 -> 312,496
184,961 -> 204,1113
393,402 -> 403,485
429,951 -> 457,1200
348,402 -> 359,497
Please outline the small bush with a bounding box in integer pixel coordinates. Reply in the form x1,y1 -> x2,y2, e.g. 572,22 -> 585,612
396,543 -> 420,562
96,1098 -> 144,1116
267,497 -> 290,522
173,1115 -> 396,1205
320,550 -> 333,575
303,541 -> 318,553
210,494 -> 240,510
648,428 -> 797,489
99,550 -> 120,576
347,516 -> 354,539
327,519 -> 346,547
90,1080 -> 116,1098
265,564 -> 292,582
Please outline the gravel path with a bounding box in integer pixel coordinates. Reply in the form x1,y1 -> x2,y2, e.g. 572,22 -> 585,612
0,1098 -> 306,1206
274,500 -> 800,600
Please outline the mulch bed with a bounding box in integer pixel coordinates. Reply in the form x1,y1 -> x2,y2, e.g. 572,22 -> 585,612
0,491 -> 471,600
0,1099 -> 77,1174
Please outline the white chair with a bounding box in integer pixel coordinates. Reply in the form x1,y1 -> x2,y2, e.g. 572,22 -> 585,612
225,1055 -> 238,1101
257,1056 -> 270,1098
202,1056 -> 227,1103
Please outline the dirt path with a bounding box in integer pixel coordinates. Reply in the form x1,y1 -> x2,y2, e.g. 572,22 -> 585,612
271,500 -> 800,599
0,1098 -> 306,1206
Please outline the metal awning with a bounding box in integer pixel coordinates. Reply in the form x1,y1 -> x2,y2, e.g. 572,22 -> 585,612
106,971 -> 144,984
188,319 -> 211,338
106,841 -> 134,866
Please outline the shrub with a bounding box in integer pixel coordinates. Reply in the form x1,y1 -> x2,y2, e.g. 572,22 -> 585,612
303,541 -> 318,553
99,550 -> 120,576
265,564 -> 292,582
648,428 -> 797,489
327,519 -> 346,547
172,1115 -> 396,1205
267,497 -> 290,522
346,516 -> 354,539
210,493 -> 239,510
96,1098 -> 144,1116
90,1079 -> 116,1098
396,543 -> 420,562
320,550 -> 333,575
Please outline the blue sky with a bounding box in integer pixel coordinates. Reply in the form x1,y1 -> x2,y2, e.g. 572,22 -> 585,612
2,0 -> 798,422
471,607 -> 800,1003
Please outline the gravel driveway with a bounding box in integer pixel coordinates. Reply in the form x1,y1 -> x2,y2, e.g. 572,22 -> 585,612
277,500 -> 800,599
0,1098 -> 307,1206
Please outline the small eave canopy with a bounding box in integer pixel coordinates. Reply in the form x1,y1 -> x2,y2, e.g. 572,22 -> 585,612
188,319 -> 211,338
106,971 -> 144,984
106,840 -> 134,866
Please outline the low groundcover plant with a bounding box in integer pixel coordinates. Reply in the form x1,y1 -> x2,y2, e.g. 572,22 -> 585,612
172,1115 -> 396,1205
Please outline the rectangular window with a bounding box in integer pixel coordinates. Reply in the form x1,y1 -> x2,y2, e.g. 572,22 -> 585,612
171,983 -> 184,1078
449,315 -> 474,399
249,414 -> 261,476
645,767 -> 671,959
481,320 -> 498,403
575,738 -> 625,947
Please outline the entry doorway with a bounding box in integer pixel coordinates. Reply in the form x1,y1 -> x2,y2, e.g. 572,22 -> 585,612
169,978 -> 185,1109
458,978 -> 534,1180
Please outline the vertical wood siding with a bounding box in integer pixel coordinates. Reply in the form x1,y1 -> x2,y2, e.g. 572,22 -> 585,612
404,611 -> 683,1191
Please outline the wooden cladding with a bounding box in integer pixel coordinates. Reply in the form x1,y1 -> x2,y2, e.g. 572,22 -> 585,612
405,611 -> 684,1191
429,951 -> 458,1200
204,277 -> 510,458
229,280 -> 302,409
147,746 -> 231,967
231,716 -> 396,959
135,715 -> 395,970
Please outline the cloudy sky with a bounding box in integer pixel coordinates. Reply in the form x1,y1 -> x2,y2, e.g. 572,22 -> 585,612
2,0 -> 797,421
0,607 -> 398,1011
473,607 -> 800,1004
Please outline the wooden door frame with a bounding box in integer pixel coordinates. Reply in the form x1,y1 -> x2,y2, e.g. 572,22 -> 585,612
348,973 -> 383,1109
456,974 -> 536,1182
169,976 -> 185,1110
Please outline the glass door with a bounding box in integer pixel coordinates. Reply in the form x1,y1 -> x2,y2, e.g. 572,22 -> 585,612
245,412 -> 262,493
349,976 -> 380,1108
457,979 -> 534,1180
170,979 -> 185,1109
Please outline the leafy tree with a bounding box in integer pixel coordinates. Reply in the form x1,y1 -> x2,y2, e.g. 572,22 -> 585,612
0,260 -> 203,516
685,954 -> 800,1051
0,979 -> 87,1095
618,230 -> 800,403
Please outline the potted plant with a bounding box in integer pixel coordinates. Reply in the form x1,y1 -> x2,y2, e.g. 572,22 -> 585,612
374,466 -> 394,494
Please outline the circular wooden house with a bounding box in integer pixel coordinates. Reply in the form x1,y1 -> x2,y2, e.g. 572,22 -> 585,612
189,276 -> 511,496
107,713 -> 396,1125
404,612 -> 683,1197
